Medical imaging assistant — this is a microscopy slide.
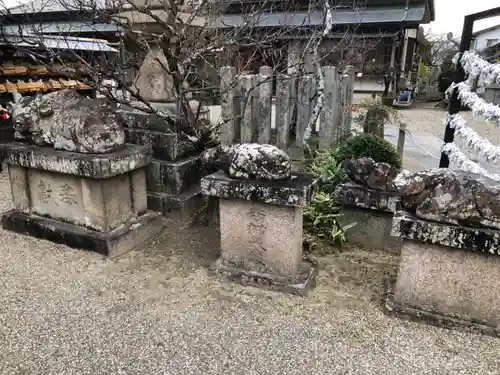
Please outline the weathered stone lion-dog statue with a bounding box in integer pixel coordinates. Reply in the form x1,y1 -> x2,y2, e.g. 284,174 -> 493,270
8,89 -> 125,154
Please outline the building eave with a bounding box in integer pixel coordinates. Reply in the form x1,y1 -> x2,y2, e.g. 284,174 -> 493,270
213,5 -> 427,29
472,24 -> 500,37
114,10 -> 206,27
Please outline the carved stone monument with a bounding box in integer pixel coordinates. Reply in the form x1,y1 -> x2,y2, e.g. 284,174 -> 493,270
133,47 -> 176,102
1,90 -> 163,256
201,143 -> 318,295
387,169 -> 500,336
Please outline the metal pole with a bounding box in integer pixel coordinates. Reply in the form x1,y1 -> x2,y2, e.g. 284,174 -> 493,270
438,16 -> 474,168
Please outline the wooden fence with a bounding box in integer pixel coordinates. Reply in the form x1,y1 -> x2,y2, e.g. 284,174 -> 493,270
218,66 -> 354,153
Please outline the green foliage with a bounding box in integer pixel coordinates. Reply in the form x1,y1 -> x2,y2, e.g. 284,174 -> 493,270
335,134 -> 402,168
418,62 -> 428,75
303,191 -> 355,251
303,150 -> 355,252
358,97 -> 401,126
308,150 -> 347,194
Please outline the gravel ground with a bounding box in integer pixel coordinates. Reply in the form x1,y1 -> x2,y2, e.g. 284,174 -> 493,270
1,169 -> 500,374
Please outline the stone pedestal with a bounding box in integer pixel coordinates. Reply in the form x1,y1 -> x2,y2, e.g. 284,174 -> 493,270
201,171 -> 318,295
387,211 -> 500,336
335,182 -> 402,253
120,108 -> 208,220
0,143 -> 164,257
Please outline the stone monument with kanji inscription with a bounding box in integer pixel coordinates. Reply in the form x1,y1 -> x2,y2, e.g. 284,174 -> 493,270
201,143 -> 318,295
0,90 -> 163,257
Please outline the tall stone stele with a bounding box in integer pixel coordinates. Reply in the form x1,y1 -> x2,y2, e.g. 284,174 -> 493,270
201,144 -> 318,295
0,90 -> 163,257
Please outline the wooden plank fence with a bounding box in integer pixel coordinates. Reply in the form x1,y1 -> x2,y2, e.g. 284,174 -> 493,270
218,65 -> 355,154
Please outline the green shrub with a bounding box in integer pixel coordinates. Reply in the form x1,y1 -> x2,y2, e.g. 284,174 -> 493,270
303,150 -> 355,252
308,150 -> 347,194
334,133 -> 402,168
303,191 -> 355,250
358,97 -> 401,129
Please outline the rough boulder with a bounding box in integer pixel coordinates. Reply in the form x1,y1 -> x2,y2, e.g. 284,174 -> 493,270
393,168 -> 500,229
344,157 -> 400,191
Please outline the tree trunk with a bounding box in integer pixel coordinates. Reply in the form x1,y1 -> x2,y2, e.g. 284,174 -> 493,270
363,107 -> 385,137
383,76 -> 390,98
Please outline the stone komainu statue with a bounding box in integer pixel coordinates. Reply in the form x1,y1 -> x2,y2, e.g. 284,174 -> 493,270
8,89 -> 125,153
202,143 -> 292,181
393,168 -> 500,230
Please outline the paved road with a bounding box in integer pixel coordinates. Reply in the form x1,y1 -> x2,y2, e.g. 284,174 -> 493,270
385,125 -> 500,176
385,125 -> 442,170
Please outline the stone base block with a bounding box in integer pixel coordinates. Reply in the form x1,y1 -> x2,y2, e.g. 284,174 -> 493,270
336,182 -> 402,252
385,289 -> 500,338
201,171 -> 318,294
391,239 -> 500,332
343,208 -> 402,253
124,128 -> 197,162
214,258 -> 317,296
1,209 -> 164,258
1,143 -> 152,233
389,211 -> 500,334
146,156 -> 204,194
219,199 -> 303,276
147,187 -> 203,220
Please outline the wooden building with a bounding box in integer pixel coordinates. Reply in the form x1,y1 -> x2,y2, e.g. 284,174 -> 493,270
0,0 -> 121,99
213,0 -> 435,93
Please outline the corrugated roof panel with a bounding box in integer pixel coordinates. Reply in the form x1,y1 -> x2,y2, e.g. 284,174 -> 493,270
2,22 -> 119,35
8,0 -> 109,14
214,6 -> 426,28
8,0 -> 135,14
0,34 -> 119,52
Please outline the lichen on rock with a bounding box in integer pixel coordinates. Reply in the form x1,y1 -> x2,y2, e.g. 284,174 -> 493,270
9,89 -> 125,154
344,157 -> 400,191
392,168 -> 500,230
202,143 -> 291,181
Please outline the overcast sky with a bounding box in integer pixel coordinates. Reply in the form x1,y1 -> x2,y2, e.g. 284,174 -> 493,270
1,0 -> 500,37
425,0 -> 500,36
